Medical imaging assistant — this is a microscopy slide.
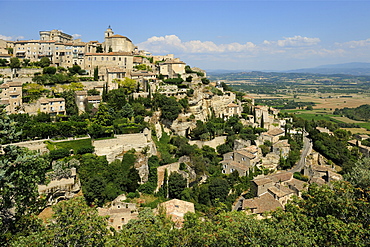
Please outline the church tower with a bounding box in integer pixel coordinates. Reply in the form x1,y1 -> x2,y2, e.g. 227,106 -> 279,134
105,25 -> 114,38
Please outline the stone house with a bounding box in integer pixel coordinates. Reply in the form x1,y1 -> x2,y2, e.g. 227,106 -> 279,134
246,172 -> 306,215
98,195 -> 139,231
106,67 -> 127,87
0,81 -> 22,114
224,102 -> 241,118
251,177 -> 275,197
242,193 -> 283,218
272,139 -> 290,158
39,98 -> 65,115
84,52 -> 133,79
359,145 -> 370,158
75,90 -> 88,112
131,70 -> 156,91
267,185 -> 294,205
158,199 -> 195,228
220,160 -> 249,177
304,164 -> 343,183
222,146 -> 260,176
355,134 -> 370,141
316,127 -> 333,135
159,58 -> 186,79
260,128 -> 285,144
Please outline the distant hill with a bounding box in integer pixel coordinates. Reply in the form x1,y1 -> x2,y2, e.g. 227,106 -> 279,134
285,62 -> 370,76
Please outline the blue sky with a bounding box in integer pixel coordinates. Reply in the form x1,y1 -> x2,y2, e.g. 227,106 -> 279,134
1,0 -> 370,71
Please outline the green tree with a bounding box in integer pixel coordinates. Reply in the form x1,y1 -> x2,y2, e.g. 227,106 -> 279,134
208,178 -> 229,203
93,66 -> 99,81
9,57 -> 21,69
15,197 -> 109,247
114,77 -> 137,94
0,145 -> 48,244
96,45 -> 103,53
59,90 -> 78,116
168,172 -> 187,199
42,66 -> 57,75
39,57 -> 51,68
22,59 -> 30,67
0,58 -> 8,67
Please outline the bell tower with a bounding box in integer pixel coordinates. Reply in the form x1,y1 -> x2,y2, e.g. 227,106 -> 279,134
105,25 -> 114,38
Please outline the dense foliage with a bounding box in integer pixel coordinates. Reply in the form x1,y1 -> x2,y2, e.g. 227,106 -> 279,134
333,104 -> 370,121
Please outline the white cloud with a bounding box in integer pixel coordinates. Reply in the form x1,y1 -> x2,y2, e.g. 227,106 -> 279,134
263,36 -> 321,47
0,34 -> 24,41
336,38 -> 370,48
138,34 -> 370,70
0,34 -> 12,41
138,34 -> 321,56
138,35 -> 257,54
72,34 -> 82,39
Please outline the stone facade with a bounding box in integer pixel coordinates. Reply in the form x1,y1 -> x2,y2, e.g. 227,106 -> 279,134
98,195 -> 139,231
0,81 -> 22,113
103,26 -> 136,53
158,199 -> 195,228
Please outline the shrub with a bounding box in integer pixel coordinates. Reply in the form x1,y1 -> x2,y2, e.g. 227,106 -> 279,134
49,148 -> 70,160
75,146 -> 95,155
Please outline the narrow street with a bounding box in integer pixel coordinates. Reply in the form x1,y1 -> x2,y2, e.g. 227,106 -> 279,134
290,132 -> 313,173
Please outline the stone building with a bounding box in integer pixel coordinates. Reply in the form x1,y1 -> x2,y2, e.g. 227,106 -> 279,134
272,139 -> 290,158
159,58 -> 186,79
102,26 -> 136,53
98,195 -> 139,231
260,128 -> 285,144
0,81 -> 22,114
221,147 -> 260,176
39,30 -> 73,43
84,52 -> 133,79
158,199 -> 195,228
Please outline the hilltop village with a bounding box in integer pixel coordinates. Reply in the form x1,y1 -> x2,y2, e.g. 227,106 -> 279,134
1,28 -> 368,246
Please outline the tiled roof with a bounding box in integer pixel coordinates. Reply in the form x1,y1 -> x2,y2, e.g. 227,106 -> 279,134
243,193 -> 283,214
221,160 -> 250,171
253,177 -> 272,186
270,172 -> 293,183
267,128 -> 285,136
236,149 -> 256,159
268,186 -> 294,198
286,178 -> 307,191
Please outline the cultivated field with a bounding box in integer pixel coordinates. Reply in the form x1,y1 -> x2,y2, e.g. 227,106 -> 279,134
298,93 -> 370,110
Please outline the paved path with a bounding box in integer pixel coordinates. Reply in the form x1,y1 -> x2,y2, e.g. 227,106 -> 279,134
290,132 -> 313,173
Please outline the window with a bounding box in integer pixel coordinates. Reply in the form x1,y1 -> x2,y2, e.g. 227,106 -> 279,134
121,218 -> 125,223
110,218 -> 114,223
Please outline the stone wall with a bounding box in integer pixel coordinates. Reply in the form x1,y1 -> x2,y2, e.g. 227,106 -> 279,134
93,132 -> 156,163
189,136 -> 227,150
